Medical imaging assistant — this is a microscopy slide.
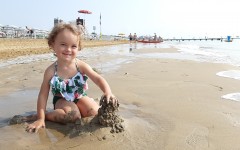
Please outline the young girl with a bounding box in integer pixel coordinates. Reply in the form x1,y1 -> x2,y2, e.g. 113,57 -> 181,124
25,23 -> 116,133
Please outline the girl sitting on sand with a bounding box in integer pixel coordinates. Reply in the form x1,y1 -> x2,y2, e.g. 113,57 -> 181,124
24,23 -> 117,133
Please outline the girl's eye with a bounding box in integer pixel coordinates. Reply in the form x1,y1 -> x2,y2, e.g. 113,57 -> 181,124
72,45 -> 77,48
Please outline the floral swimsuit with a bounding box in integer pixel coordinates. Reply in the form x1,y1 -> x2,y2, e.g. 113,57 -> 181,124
50,61 -> 88,107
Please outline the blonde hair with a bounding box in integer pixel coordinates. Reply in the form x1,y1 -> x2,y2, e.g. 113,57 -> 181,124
47,23 -> 83,50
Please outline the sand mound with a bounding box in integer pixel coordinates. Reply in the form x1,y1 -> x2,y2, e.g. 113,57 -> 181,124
97,96 -> 125,133
71,96 -> 125,136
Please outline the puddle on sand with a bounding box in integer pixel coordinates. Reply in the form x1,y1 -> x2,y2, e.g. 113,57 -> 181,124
0,89 -> 160,148
0,89 -> 53,124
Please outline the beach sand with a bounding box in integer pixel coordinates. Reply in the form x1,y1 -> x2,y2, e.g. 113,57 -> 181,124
0,39 -> 128,60
1,41 -> 240,149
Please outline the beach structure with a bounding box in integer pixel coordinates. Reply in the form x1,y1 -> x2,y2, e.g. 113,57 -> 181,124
164,37 -> 224,42
1,25 -> 17,38
53,10 -> 98,40
77,10 -> 92,29
32,28 -> 49,38
54,18 -> 64,26
68,19 -> 90,40
225,36 -> 233,42
76,17 -> 84,26
0,24 -> 5,37
76,10 -> 94,40
54,17 -> 92,40
164,36 -> 238,42
0,24 -> 49,39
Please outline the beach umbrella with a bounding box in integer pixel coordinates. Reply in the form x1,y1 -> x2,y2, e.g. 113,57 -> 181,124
118,33 -> 125,37
78,10 -> 92,14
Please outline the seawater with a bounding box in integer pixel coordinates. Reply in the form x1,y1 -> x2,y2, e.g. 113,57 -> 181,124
169,39 -> 240,66
1,40 -> 240,101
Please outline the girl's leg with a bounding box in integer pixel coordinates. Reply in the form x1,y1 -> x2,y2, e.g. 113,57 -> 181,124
45,99 -> 81,124
76,96 -> 100,117
10,99 -> 81,124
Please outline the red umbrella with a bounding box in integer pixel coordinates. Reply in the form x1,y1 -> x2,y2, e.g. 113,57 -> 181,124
78,10 -> 92,14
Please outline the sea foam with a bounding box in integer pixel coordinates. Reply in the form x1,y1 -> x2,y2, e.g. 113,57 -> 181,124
222,93 -> 240,102
216,70 -> 240,80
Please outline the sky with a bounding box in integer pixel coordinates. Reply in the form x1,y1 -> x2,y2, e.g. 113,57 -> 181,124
1,0 -> 240,38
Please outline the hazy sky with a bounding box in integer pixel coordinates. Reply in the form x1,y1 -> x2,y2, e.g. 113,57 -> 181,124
1,0 -> 240,38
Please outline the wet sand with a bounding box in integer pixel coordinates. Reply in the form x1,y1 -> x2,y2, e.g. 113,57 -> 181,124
1,42 -> 240,149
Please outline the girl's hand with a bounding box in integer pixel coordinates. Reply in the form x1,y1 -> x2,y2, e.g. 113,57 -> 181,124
102,94 -> 119,105
25,119 -> 45,133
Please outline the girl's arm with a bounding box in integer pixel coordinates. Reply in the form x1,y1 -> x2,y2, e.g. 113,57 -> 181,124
26,66 -> 52,132
37,70 -> 51,121
79,61 -> 115,103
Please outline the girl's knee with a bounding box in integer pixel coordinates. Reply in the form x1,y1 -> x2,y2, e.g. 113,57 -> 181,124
86,107 -> 98,116
56,110 -> 81,123
77,97 -> 100,117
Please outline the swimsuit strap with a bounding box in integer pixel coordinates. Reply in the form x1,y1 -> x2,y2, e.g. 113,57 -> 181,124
75,58 -> 81,73
54,61 -> 58,76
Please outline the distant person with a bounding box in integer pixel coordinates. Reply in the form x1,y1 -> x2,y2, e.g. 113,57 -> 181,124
133,33 -> 137,42
26,26 -> 34,38
129,33 -> 133,43
153,33 -> 157,41
14,23 -> 118,133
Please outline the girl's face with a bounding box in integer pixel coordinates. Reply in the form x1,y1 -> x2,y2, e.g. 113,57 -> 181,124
52,29 -> 79,62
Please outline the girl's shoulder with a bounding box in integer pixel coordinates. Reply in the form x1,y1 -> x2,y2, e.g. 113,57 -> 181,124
76,59 -> 92,73
76,59 -> 89,67
44,63 -> 55,79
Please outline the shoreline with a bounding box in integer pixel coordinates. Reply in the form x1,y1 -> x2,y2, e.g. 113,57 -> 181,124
1,45 -> 240,149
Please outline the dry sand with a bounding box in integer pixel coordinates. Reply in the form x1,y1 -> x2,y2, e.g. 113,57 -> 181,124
1,41 -> 240,149
0,39 -> 128,60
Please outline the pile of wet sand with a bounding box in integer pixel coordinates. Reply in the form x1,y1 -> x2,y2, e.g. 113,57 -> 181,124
98,96 -> 125,133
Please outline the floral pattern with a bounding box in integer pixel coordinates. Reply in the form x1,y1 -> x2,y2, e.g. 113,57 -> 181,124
50,72 -> 88,101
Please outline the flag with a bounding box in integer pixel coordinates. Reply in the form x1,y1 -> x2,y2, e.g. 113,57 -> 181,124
100,13 -> 101,26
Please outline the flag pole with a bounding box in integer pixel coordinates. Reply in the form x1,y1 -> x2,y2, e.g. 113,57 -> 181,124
100,13 -> 102,40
